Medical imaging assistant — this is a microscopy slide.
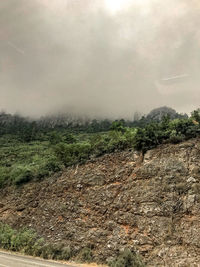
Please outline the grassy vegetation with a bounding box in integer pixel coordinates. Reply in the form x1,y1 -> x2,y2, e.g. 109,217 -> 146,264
0,127 -> 137,188
0,136 -> 63,187
0,109 -> 200,188
108,248 -> 145,267
0,223 -> 86,262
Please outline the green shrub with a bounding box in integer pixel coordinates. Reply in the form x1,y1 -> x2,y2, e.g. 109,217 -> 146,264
59,246 -> 72,260
0,167 -> 10,187
0,224 -> 40,254
11,166 -> 34,186
168,130 -> 184,144
48,132 -> 62,145
110,121 -> 126,133
54,142 -> 92,166
108,249 -> 145,267
63,133 -> 77,144
0,223 -> 73,261
78,247 -> 93,263
39,243 -> 73,260
191,109 -> 200,124
134,126 -> 159,153
90,134 -> 110,156
45,156 -> 62,172
10,228 -> 37,254
168,118 -> 199,139
134,116 -> 200,152
41,243 -> 61,260
0,223 -> 15,250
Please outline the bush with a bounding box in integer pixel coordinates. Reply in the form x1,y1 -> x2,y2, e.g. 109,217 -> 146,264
0,223 -> 15,250
107,131 -> 129,152
48,132 -> 62,145
168,130 -> 184,144
44,156 -> 62,173
78,247 -> 93,263
0,224 -> 39,254
0,223 -> 73,261
11,166 -> 34,186
134,124 -> 161,153
0,167 -> 10,188
63,133 -> 77,144
59,246 -> 72,260
108,249 -> 145,267
191,109 -> 200,124
110,121 -> 126,133
90,134 -> 110,156
134,116 -> 200,153
10,228 -> 38,254
54,142 -> 92,166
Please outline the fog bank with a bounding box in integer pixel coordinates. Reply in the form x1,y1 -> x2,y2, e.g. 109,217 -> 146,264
0,0 -> 200,119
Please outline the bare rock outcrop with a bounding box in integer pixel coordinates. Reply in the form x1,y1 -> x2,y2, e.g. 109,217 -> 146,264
1,138 -> 200,266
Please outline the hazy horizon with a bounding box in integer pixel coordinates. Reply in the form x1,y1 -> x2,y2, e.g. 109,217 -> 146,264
0,0 -> 200,119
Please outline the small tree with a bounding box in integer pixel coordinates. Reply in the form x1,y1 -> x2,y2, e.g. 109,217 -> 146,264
191,109 -> 200,124
110,121 -> 126,133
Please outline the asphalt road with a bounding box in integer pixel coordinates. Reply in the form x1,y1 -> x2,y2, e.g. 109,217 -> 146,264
0,251 -> 75,267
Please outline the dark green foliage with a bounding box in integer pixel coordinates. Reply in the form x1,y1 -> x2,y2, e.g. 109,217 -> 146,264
0,223 -> 42,254
0,137 -> 63,188
108,249 -> 145,267
110,120 -> 126,133
107,130 -> 133,152
0,113 -> 41,142
168,131 -> 184,144
11,166 -> 34,185
89,129 -> 136,156
134,123 -> 161,153
54,142 -> 92,166
0,167 -> 10,188
0,223 -> 70,260
53,128 -> 136,166
89,134 -> 109,156
134,113 -> 200,152
191,109 -> 200,123
45,155 -> 62,172
48,132 -> 62,145
63,133 -> 77,144
168,118 -> 200,140
87,119 -> 112,133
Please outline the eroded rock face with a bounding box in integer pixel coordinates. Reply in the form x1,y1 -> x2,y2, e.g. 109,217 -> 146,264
1,139 -> 200,266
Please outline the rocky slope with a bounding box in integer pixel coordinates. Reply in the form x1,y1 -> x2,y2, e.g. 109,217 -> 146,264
1,138 -> 200,266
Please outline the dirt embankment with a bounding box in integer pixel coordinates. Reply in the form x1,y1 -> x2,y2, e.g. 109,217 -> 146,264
1,139 -> 200,266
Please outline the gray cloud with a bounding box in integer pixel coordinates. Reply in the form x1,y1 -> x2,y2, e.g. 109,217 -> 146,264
0,0 -> 200,119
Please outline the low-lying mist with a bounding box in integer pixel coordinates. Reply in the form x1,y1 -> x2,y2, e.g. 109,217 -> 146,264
0,0 -> 200,119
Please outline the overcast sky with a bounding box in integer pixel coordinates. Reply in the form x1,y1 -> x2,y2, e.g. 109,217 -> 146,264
0,0 -> 200,118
